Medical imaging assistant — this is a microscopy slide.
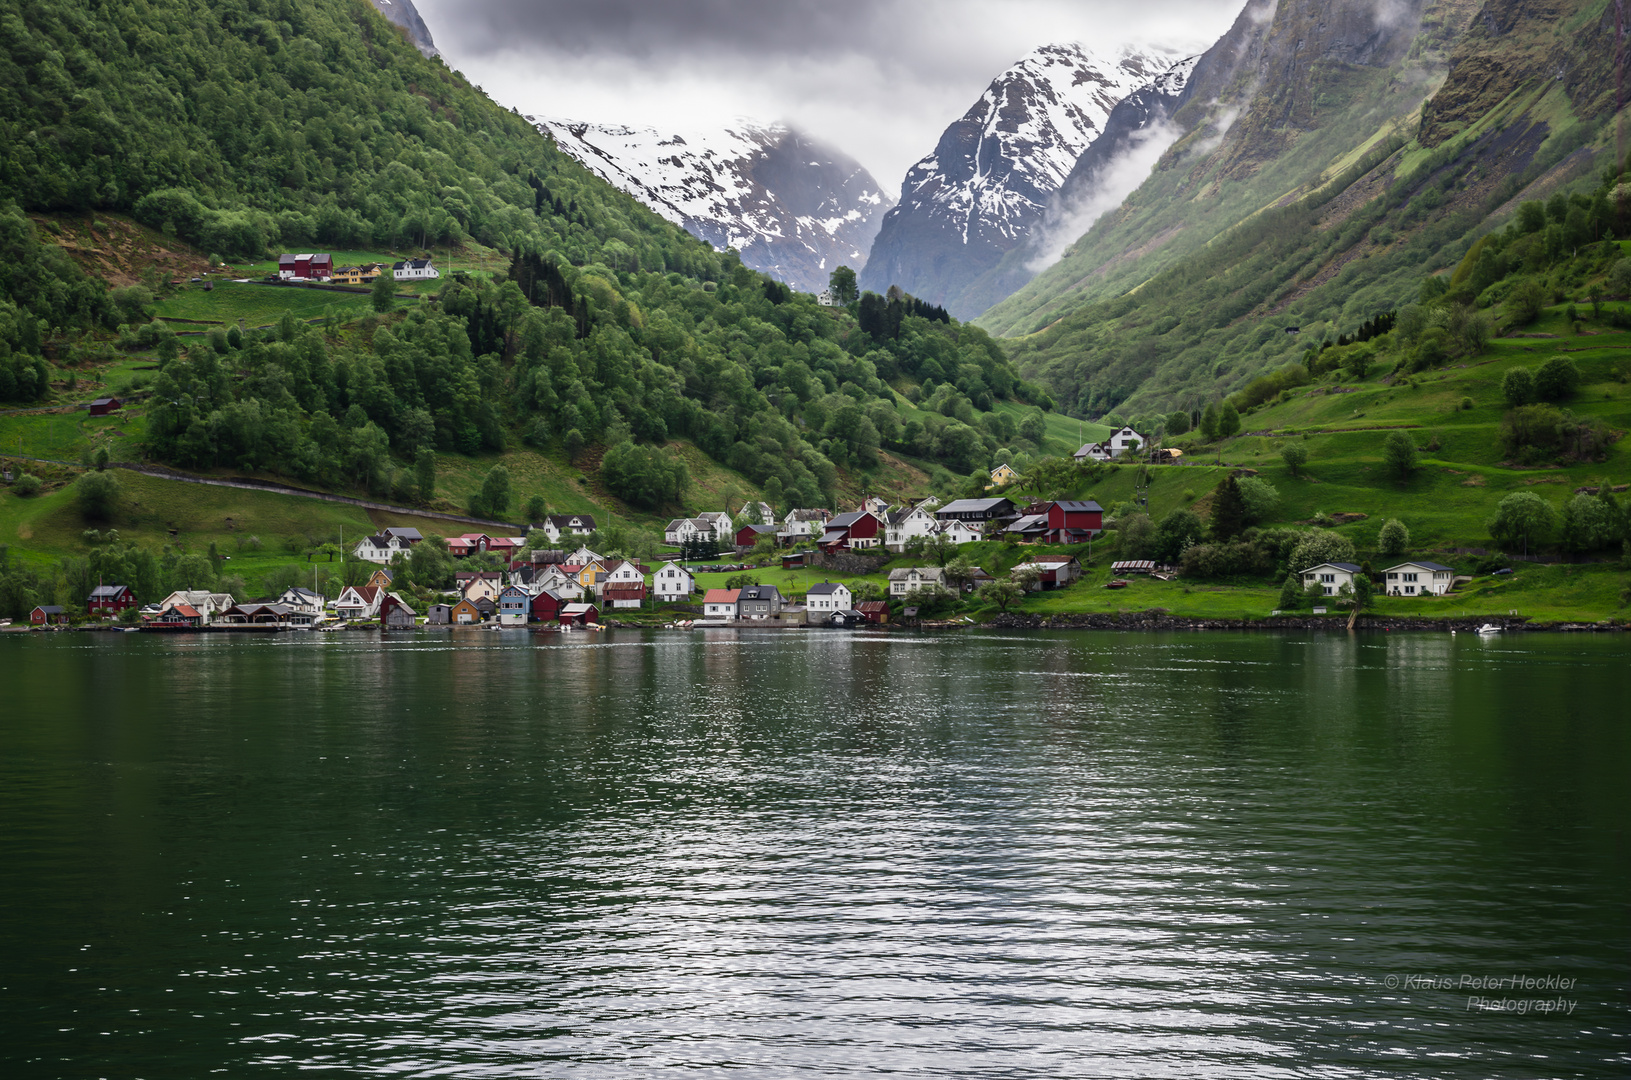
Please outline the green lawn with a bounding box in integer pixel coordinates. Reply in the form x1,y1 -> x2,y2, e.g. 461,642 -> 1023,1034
152,279 -> 413,329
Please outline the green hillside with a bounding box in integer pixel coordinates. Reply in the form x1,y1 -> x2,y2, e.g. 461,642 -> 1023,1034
977,0 -> 1628,426
0,0 -> 1065,603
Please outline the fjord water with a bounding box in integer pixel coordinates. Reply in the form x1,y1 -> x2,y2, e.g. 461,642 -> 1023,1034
1,631 -> 1626,1078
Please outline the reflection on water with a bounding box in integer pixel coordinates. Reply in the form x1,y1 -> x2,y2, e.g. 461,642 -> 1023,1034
1,630 -> 1627,1078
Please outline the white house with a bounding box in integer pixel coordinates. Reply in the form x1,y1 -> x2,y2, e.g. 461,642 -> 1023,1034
737,501 -> 776,526
1301,562 -> 1363,597
884,505 -> 940,552
1073,441 -> 1113,462
1107,426 -> 1146,458
1383,561 -> 1455,596
392,257 -> 439,281
696,511 -> 733,539
703,588 -> 740,620
888,566 -> 947,597
565,545 -> 604,566
335,585 -> 385,620
597,559 -> 647,599
653,563 -> 696,602
458,574 -> 504,603
934,519 -> 984,545
664,516 -> 713,545
276,587 -> 326,616
779,508 -> 830,541
530,566 -> 585,601
351,527 -> 423,564
156,590 -> 237,624
536,514 -> 596,545
804,581 -> 852,624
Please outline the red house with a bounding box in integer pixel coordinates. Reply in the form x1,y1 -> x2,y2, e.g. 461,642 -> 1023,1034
30,605 -> 67,626
558,603 -> 599,626
88,397 -> 123,417
735,523 -> 776,549
817,510 -> 884,553
87,584 -> 137,616
277,253 -> 334,281
530,589 -> 566,623
1042,501 -> 1104,544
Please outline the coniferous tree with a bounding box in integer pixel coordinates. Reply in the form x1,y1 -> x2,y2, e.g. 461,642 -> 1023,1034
1210,475 -> 1247,541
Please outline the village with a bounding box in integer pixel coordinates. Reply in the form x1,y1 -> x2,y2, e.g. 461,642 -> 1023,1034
18,424 -> 1472,633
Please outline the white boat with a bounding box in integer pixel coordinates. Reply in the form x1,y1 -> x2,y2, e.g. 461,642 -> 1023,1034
1476,623 -> 1502,635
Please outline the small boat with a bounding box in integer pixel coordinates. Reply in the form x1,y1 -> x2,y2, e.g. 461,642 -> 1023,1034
1476,623 -> 1502,635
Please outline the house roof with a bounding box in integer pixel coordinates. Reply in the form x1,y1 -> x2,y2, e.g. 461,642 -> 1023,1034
827,511 -> 873,528
818,529 -> 848,544
787,508 -> 828,521
937,498 -> 1013,515
807,582 -> 848,595
738,585 -> 781,601
343,586 -> 380,602
888,566 -> 945,581
89,584 -> 130,597
603,585 -> 646,600
1303,562 -> 1364,574
1386,561 -> 1455,573
702,588 -> 740,604
169,604 -> 201,618
284,587 -> 323,601
33,605 -> 64,614
1005,514 -> 1048,532
737,523 -> 775,536
561,603 -> 596,614
1053,500 -> 1104,513
384,527 -> 422,541
857,601 -> 890,613
542,514 -> 596,529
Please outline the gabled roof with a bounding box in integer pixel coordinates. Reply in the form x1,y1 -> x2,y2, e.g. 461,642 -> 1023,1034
1006,514 -> 1048,532
1302,562 -> 1364,574
603,584 -> 646,600
787,508 -> 829,521
384,527 -> 423,541
169,604 -> 201,618
702,588 -> 740,604
89,584 -> 130,598
33,605 -> 64,614
807,582 -> 848,595
737,523 -> 775,536
827,510 -> 877,528
857,601 -> 890,613
1385,561 -> 1455,573
1052,500 -> 1103,513
889,566 -> 945,581
737,585 -> 781,601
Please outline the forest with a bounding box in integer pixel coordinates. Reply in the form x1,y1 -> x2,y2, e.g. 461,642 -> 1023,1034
0,0 -> 1049,514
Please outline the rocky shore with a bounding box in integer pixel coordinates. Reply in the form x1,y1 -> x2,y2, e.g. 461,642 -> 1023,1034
986,611 -> 1627,633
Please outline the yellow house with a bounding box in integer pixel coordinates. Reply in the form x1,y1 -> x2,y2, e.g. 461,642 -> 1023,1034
988,463 -> 1020,488
366,567 -> 394,590
575,560 -> 607,591
331,263 -> 385,285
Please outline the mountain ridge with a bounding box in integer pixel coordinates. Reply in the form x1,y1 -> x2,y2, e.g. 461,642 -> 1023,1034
860,43 -> 1182,319
535,117 -> 892,295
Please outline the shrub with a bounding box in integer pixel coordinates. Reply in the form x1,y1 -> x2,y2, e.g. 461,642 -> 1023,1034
1534,356 -> 1580,402
1377,518 -> 1410,556
1499,405 -> 1614,461
1502,367 -> 1536,407
1288,531 -> 1357,574
1280,442 -> 1309,476
1278,575 -> 1304,610
1506,277 -> 1547,325
12,472 -> 42,496
1487,491 -> 1556,556
76,469 -> 121,522
1460,396 -> 1474,411
1237,477 -> 1280,524
1382,430 -> 1419,479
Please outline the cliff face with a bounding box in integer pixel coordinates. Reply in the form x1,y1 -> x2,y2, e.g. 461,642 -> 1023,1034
978,0 -> 1482,340
859,44 -> 1179,318
1421,0 -> 1622,147
368,0 -> 439,59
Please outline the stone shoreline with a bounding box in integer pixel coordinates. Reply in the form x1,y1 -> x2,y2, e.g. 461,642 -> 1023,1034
985,612 -> 1627,633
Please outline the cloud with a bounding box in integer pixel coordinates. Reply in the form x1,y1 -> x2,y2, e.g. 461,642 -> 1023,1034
1026,117 -> 1185,272
414,0 -> 1238,186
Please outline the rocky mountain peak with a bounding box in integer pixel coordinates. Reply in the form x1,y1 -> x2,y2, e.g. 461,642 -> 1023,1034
368,0 -> 439,59
860,43 -> 1187,318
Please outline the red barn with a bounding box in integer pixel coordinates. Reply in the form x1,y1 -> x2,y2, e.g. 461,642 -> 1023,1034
88,397 -> 122,417
87,584 -> 136,616
817,510 -> 883,553
1043,501 -> 1104,544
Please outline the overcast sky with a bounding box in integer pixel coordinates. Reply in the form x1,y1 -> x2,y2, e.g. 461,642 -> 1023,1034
414,0 -> 1241,190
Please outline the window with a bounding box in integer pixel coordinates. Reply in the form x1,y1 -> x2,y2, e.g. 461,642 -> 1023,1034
1403,573 -> 1418,582
1320,573 -> 1335,583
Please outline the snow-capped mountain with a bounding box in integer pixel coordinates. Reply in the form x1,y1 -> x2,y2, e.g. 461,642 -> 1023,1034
534,117 -> 892,295
860,43 -> 1185,319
